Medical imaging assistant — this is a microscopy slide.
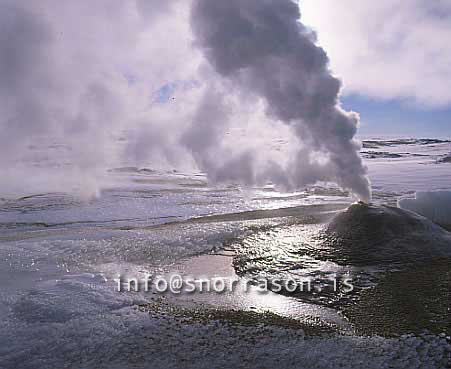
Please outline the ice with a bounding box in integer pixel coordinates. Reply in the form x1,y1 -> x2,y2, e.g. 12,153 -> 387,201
399,191 -> 451,230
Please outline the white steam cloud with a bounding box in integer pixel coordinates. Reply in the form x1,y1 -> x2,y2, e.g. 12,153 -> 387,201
0,0 -> 370,201
188,0 -> 370,201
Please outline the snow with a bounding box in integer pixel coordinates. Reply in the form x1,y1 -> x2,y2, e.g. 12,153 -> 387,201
1,138 -> 451,368
1,287 -> 450,369
399,191 -> 451,229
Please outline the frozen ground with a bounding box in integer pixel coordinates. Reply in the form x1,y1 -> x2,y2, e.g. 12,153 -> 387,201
0,137 -> 450,368
3,305 -> 450,369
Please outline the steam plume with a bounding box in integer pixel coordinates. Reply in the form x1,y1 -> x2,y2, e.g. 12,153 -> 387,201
189,0 -> 371,201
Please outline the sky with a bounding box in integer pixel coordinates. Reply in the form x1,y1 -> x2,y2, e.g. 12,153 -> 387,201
341,95 -> 451,138
301,0 -> 451,137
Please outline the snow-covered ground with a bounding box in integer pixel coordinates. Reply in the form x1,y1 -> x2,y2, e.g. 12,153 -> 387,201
0,137 -> 450,368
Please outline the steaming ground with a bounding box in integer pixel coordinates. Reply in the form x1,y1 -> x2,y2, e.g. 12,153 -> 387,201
0,137 -> 450,368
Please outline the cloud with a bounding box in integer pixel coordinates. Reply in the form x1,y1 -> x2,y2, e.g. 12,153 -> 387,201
301,0 -> 451,107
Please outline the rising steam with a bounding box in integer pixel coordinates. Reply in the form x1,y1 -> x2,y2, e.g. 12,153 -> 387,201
0,0 -> 370,201
189,0 -> 370,201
